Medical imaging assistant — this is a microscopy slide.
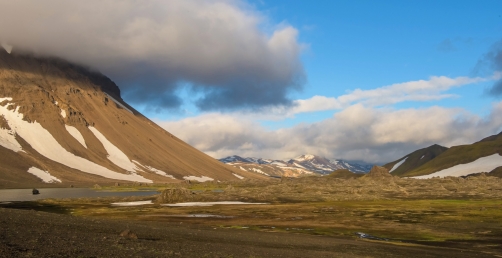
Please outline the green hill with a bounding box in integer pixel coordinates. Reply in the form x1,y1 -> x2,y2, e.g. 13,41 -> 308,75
384,144 -> 448,176
403,132 -> 502,177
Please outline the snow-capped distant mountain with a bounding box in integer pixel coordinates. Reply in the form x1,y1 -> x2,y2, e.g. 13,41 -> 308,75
289,154 -> 372,174
219,154 -> 373,176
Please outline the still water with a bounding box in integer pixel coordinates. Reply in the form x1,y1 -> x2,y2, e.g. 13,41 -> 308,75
0,188 -> 158,202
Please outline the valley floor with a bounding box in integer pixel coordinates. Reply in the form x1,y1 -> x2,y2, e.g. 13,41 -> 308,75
0,207 -> 495,258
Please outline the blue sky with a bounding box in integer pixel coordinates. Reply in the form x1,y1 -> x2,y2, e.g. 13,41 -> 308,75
3,0 -> 502,162
150,1 -> 502,161
146,0 -> 502,125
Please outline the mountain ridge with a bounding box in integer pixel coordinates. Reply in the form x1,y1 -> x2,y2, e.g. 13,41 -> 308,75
219,154 -> 373,176
384,132 -> 502,178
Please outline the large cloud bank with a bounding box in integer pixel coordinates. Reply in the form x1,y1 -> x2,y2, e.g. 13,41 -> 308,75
0,0 -> 304,111
160,101 -> 502,163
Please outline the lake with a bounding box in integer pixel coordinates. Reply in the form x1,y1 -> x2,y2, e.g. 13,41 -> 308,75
0,188 -> 158,202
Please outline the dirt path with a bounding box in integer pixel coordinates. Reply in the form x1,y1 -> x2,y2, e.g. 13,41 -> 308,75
0,208 -> 496,258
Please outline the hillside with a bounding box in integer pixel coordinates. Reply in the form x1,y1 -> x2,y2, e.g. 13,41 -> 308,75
0,49 -> 265,188
383,144 -> 448,176
397,132 -> 502,178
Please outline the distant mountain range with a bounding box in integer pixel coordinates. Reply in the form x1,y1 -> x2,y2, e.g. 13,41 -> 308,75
383,132 -> 502,178
219,154 -> 373,177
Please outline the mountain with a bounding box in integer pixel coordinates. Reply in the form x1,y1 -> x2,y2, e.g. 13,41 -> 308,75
383,144 -> 448,176
0,49 -> 265,188
289,154 -> 372,174
219,154 -> 372,176
384,132 -> 502,178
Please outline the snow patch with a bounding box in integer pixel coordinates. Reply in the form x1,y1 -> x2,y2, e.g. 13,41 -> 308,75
111,200 -> 153,206
183,175 -> 214,182
293,162 -> 306,169
0,121 -> 23,152
27,167 -> 61,183
163,201 -> 268,207
1,43 -> 12,54
250,168 -> 270,176
412,154 -> 502,179
65,125 -> 87,148
60,109 -> 66,118
420,155 -> 425,160
132,160 -> 176,179
294,154 -> 315,162
390,157 -> 407,173
239,166 -> 247,171
54,101 -> 58,105
232,173 -> 244,179
271,161 -> 287,167
0,99 -> 151,183
89,127 -> 140,172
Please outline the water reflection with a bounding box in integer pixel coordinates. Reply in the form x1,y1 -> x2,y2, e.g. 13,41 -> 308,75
0,188 -> 158,202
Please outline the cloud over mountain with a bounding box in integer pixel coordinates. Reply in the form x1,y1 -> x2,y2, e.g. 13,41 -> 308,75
0,0 -> 305,111
160,101 -> 502,163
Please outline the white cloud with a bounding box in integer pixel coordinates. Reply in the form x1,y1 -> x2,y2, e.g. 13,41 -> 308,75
160,102 -> 502,163
287,75 -> 487,115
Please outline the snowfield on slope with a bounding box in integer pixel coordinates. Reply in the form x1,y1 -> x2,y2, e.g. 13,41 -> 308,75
65,125 -> 87,148
390,157 -> 407,173
183,176 -> 214,182
89,127 -> 142,173
0,98 -> 151,183
27,167 -> 61,183
412,154 -> 502,179
0,117 -> 23,153
132,160 -> 176,179
233,173 -> 244,179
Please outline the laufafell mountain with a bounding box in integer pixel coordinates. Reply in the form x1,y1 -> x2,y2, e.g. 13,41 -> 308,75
0,48 -> 266,188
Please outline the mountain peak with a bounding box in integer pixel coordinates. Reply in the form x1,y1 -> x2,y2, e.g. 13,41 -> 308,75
293,154 -> 317,161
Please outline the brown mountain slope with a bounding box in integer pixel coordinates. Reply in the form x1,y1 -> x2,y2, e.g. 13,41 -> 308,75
0,50 -> 265,188
383,144 -> 448,176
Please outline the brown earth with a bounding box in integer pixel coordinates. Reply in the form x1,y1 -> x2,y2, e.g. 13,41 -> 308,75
0,207 -> 494,258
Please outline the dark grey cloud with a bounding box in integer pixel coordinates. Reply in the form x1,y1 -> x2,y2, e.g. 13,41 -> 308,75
473,39 -> 502,97
488,79 -> 502,97
0,0 -> 305,112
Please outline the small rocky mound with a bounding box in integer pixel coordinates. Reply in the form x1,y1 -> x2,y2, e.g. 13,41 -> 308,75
156,187 -> 193,203
119,229 -> 137,239
363,166 -> 392,179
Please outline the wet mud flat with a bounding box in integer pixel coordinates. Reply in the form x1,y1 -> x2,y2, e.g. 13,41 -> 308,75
0,207 -> 495,258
